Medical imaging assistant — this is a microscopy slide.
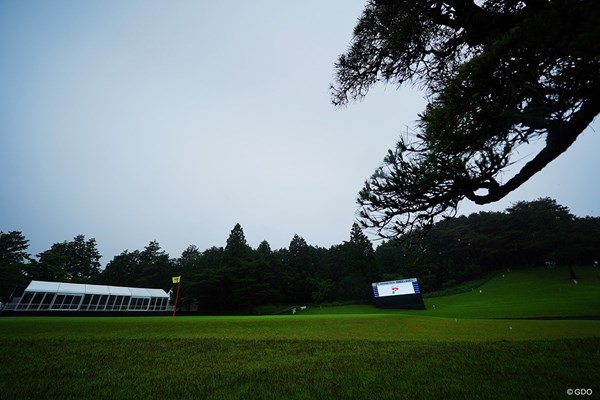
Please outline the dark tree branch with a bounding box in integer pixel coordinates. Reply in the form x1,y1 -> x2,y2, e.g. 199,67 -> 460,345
334,0 -> 600,241
467,94 -> 600,204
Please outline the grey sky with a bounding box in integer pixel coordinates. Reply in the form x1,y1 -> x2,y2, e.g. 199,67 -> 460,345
1,1 -> 598,263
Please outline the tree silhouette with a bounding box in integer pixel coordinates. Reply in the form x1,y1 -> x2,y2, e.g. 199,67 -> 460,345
332,0 -> 600,240
0,231 -> 29,302
34,235 -> 101,283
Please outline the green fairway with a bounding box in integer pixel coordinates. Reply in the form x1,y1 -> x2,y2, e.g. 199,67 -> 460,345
0,266 -> 598,399
1,337 -> 598,400
1,314 -> 599,342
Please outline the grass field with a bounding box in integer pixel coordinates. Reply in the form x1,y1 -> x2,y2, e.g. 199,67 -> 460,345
0,266 -> 599,399
307,265 -> 600,318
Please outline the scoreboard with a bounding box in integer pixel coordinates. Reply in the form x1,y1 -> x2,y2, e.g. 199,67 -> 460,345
372,278 -> 421,297
371,278 -> 425,309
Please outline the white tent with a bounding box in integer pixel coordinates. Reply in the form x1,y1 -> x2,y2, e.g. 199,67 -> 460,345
7,280 -> 171,312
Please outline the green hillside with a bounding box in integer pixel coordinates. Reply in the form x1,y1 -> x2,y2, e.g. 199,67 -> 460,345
424,266 -> 600,318
305,266 -> 600,318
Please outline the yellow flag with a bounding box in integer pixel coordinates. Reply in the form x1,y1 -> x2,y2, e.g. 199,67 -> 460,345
172,276 -> 181,284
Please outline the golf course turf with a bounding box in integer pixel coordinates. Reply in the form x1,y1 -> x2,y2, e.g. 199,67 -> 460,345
1,266 -> 598,399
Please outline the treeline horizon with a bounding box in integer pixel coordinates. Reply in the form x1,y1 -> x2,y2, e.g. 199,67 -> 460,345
1,197 -> 599,312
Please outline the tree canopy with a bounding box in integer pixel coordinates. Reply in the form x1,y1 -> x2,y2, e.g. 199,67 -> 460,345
376,197 -> 600,291
32,235 -> 101,283
331,0 -> 600,240
2,198 -> 598,311
0,231 -> 29,302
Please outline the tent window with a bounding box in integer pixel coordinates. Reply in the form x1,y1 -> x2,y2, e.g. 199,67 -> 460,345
113,296 -> 123,310
17,292 -> 34,310
105,295 -> 116,311
32,293 -> 44,310
97,295 -> 108,310
89,295 -> 99,310
159,298 -> 167,310
81,294 -> 93,310
60,295 -> 69,310
90,294 -> 104,310
40,293 -> 54,310
54,294 -> 83,310
121,296 -> 131,310
52,295 -> 65,309
70,295 -> 83,310
60,295 -> 73,309
129,297 -> 148,310
27,293 -> 44,310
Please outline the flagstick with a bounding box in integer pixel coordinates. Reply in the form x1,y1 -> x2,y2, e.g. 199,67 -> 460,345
172,279 -> 181,317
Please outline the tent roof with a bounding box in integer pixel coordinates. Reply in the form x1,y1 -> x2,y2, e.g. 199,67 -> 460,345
24,280 -> 169,298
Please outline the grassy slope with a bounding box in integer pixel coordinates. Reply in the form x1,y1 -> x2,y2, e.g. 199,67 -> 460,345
0,266 -> 599,399
306,266 -> 600,318
425,265 -> 600,318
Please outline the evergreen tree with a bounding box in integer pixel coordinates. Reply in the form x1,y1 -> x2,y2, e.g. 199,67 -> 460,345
98,250 -> 141,287
136,241 -> 173,290
284,234 -> 318,303
176,245 -> 203,310
223,223 -> 251,262
0,231 -> 29,302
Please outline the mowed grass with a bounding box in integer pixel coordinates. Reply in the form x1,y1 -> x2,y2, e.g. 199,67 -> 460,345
1,337 -> 598,400
1,314 -> 599,342
424,265 -> 600,318
306,266 -> 600,318
0,267 -> 599,399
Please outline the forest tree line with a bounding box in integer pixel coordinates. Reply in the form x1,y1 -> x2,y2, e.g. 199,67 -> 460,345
1,198 -> 599,312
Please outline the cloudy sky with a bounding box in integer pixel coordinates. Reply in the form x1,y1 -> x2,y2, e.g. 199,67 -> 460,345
1,1 -> 599,263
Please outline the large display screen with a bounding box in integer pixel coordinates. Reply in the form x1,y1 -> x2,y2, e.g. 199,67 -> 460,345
372,278 -> 421,298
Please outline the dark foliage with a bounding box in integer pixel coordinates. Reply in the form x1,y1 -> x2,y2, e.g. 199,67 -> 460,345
3,199 -> 598,311
376,198 -> 600,291
0,231 -> 29,302
332,0 -> 600,241
29,235 -> 101,283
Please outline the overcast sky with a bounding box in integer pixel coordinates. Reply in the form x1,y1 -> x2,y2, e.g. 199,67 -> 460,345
1,1 -> 599,264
